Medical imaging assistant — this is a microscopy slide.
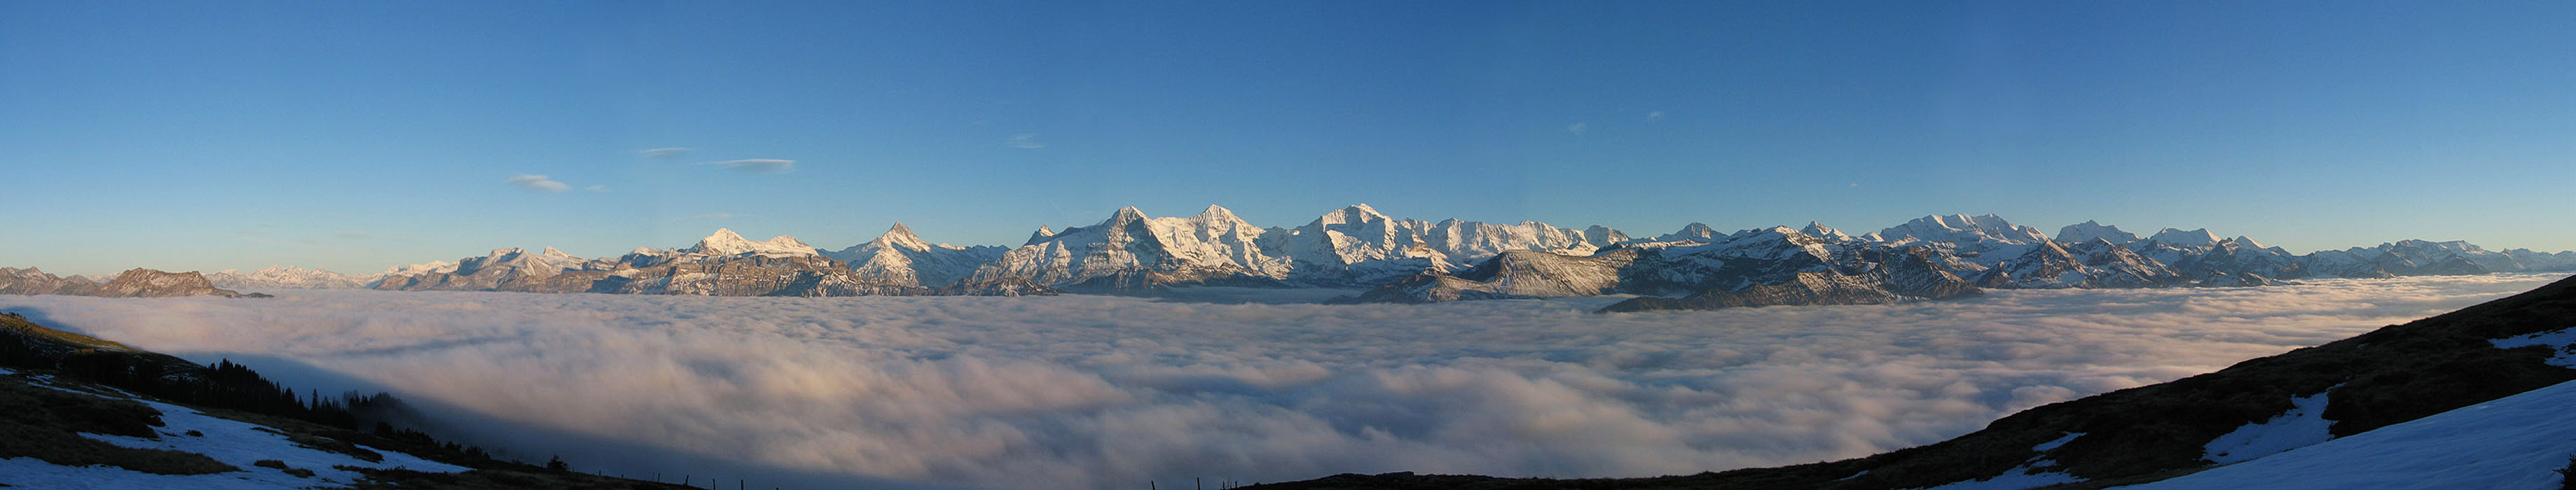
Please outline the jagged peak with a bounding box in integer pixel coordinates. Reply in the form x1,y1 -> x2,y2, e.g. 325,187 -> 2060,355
1025,225 -> 1057,246
1106,206 -> 1149,225
1800,221 -> 1850,239
863,222 -> 933,251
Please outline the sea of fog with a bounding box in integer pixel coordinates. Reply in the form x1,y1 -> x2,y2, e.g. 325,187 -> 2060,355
2,274 -> 2564,489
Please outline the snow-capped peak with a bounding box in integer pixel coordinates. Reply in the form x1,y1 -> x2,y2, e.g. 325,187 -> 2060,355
1107,206 -> 1150,225
2229,235 -> 2269,249
864,223 -> 935,251
1657,223 -> 1723,242
2147,227 -> 2223,248
2058,220 -> 2141,244
1318,204 -> 1391,226
684,228 -> 820,257
1196,204 -> 1239,220
1026,225 -> 1056,246
1878,214 -> 2048,245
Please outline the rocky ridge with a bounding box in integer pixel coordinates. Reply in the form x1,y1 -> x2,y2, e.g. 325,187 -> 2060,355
0,267 -> 252,298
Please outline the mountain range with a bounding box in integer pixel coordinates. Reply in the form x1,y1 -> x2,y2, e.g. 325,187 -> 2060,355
158,206 -> 2576,307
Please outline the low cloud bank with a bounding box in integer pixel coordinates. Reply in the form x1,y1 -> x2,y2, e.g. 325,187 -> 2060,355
1,274 -> 2561,489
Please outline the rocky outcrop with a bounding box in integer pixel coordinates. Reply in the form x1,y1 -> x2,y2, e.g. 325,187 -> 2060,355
1331,249 -> 1637,304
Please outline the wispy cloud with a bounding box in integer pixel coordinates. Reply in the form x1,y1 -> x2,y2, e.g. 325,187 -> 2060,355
1646,111 -> 1665,120
677,213 -> 755,220
1004,133 -> 1045,149
710,159 -> 796,174
506,174 -> 570,192
1568,122 -> 1588,134
638,147 -> 694,158
336,232 -> 376,239
584,185 -> 610,192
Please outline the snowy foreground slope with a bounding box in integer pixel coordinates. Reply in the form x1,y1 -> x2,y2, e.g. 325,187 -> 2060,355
1248,272 -> 2576,489
2125,378 -> 2576,490
0,366 -> 469,489
0,312 -> 691,489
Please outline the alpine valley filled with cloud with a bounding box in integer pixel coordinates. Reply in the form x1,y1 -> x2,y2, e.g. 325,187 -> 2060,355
6,2 -> 2575,490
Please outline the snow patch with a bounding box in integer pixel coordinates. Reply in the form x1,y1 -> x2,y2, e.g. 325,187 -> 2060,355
2126,379 -> 2576,490
2032,432 -> 2082,451
1905,461 -> 2084,490
2490,327 -> 2576,368
2202,390 -> 2334,464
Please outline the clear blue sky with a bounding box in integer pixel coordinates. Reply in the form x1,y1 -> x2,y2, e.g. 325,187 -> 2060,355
4,1 -> 2570,275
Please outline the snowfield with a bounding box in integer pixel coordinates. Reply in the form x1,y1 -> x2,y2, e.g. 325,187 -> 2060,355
0,274 -> 2563,489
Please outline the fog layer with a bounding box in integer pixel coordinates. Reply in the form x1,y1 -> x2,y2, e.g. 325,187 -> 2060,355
2,274 -> 2560,489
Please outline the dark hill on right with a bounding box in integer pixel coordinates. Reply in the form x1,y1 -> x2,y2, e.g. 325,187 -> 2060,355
1249,273 -> 2576,490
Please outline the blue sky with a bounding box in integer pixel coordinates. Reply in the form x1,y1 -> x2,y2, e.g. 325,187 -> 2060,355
4,1 -> 2570,275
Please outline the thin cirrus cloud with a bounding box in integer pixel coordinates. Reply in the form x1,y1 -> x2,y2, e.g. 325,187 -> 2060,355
1004,133 -> 1045,149
504,174 -> 570,192
1568,122 -> 1588,134
636,147 -> 694,158
0,274 -> 2560,489
710,159 -> 796,174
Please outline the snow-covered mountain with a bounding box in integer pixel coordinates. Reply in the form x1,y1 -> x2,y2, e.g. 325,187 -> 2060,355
1267,204 -> 1462,286
1653,223 -> 1725,243
821,223 -> 1008,288
959,206 -> 1291,293
207,265 -> 376,290
374,247 -> 590,291
955,204 -> 1629,292
2055,220 -> 2140,244
1875,214 -> 2052,265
